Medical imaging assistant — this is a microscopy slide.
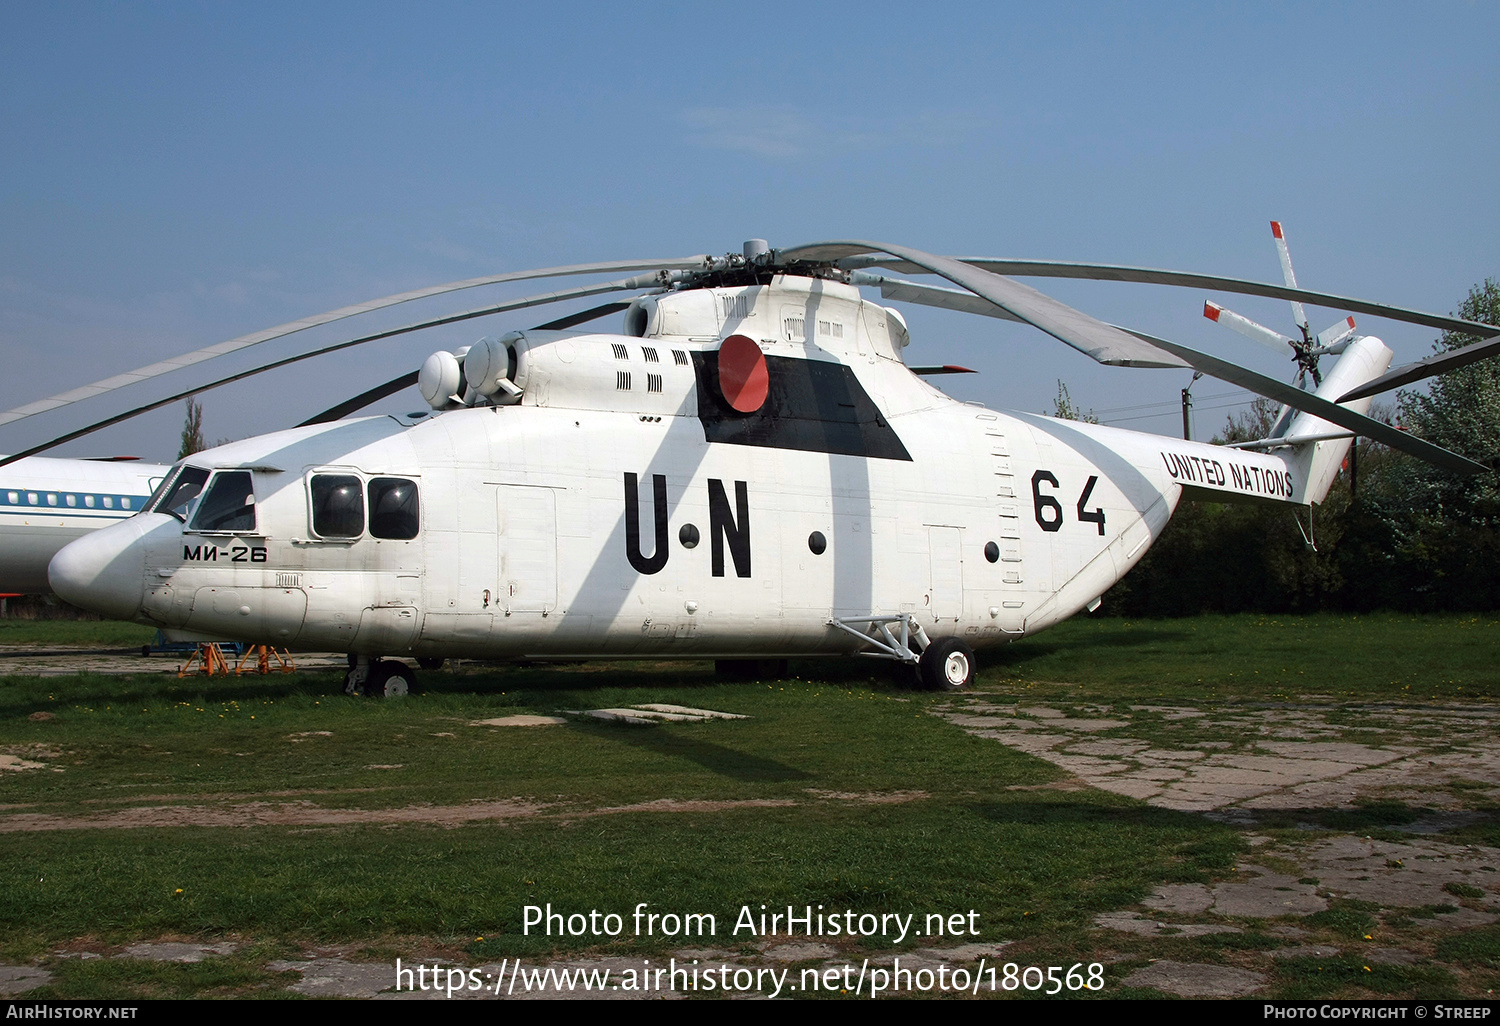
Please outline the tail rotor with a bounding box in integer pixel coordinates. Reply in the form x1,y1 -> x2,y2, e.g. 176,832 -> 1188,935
1203,221 -> 1359,389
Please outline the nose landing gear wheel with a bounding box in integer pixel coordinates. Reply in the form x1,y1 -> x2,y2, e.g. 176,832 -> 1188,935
363,659 -> 415,698
917,638 -> 975,691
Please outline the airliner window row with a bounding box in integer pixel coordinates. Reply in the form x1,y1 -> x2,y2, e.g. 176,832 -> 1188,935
1,490 -> 141,511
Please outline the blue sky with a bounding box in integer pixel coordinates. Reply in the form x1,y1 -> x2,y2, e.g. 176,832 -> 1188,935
2,2 -> 1497,459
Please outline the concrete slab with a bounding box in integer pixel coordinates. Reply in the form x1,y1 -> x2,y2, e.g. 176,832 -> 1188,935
1209,869 -> 1326,918
471,715 -> 568,727
1094,913 -> 1240,938
0,965 -> 52,995
1142,883 -> 1214,915
1256,742 -> 1410,766
269,957 -> 395,998
1121,960 -> 1267,997
764,942 -> 837,961
1272,945 -> 1341,960
634,704 -> 747,720
120,941 -> 238,962
1292,836 -> 1500,911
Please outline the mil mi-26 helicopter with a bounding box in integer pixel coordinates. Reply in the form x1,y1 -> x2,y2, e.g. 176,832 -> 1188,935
13,231 -> 1494,696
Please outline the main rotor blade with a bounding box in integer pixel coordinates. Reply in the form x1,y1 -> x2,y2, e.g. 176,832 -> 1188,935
1337,334 -> 1500,402
0,257 -> 705,430
794,241 -> 1188,368
848,273 -> 1025,323
0,276 -> 658,468
531,300 -> 632,331
297,300 -> 632,426
809,248 -> 1500,339
297,372 -> 419,427
1121,327 -> 1489,475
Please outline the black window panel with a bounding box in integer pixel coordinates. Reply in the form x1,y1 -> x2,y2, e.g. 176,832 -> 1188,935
190,471 -> 256,532
368,478 -> 419,539
311,475 -> 364,538
153,465 -> 211,521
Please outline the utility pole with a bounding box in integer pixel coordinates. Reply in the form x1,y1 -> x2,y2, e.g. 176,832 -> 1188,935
1181,371 -> 1202,440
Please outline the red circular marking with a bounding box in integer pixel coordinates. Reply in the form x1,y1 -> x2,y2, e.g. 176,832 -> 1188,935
717,334 -> 768,413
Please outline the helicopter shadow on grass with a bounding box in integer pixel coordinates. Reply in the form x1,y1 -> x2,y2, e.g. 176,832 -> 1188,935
986,619 -> 1198,667
565,717 -> 813,783
0,670 -> 351,719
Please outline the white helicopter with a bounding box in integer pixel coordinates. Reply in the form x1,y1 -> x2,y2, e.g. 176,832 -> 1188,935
11,233 -> 1493,696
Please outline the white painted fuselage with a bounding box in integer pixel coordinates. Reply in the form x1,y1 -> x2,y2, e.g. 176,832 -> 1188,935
49,275 -> 1377,663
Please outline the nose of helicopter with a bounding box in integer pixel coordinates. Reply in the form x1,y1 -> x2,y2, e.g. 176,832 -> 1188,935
49,518 -> 151,621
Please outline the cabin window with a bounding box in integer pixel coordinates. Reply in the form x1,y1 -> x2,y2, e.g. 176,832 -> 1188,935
65,494 -> 76,507
26,492 -> 37,505
189,471 -> 255,533
151,466 -> 210,521
46,494 -> 57,506
4,492 -> 15,504
84,495 -> 95,508
310,475 -> 364,538
368,478 -> 419,540
102,496 -> 113,509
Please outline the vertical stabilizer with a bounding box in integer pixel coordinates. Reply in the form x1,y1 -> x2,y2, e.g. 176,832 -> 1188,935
1284,335 -> 1392,505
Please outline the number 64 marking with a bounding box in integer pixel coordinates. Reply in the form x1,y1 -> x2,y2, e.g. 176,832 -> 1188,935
1032,470 -> 1106,536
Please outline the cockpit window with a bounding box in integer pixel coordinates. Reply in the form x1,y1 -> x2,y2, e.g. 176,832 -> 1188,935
368,478 -> 419,539
311,474 -> 364,538
189,471 -> 256,532
150,466 -> 211,522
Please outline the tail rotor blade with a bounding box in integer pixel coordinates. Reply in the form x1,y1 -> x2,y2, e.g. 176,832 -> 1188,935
1270,221 -> 1313,340
1316,315 -> 1357,349
1204,301 -> 1297,356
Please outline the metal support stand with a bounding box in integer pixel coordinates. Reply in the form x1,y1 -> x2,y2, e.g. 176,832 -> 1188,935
235,645 -> 296,675
827,613 -> 932,664
178,643 -> 231,677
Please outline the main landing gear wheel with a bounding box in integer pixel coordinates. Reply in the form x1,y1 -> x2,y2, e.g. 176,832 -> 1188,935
918,638 -> 976,692
363,659 -> 415,698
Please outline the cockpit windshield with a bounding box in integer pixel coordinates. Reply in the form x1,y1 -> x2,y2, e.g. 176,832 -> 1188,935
190,471 -> 256,533
149,466 -> 210,522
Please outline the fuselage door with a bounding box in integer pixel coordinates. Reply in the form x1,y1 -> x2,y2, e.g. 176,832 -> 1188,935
498,485 -> 558,614
928,525 -> 963,621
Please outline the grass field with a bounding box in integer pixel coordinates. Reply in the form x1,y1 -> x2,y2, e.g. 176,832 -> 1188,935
0,611 -> 1495,999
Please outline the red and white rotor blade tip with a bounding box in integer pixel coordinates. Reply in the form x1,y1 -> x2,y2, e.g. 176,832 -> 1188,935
1270,221 -> 1311,335
1204,300 -> 1297,355
1316,315 -> 1357,349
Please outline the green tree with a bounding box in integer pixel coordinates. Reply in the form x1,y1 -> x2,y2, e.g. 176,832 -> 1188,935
1339,280 -> 1500,610
1049,380 -> 1098,423
178,397 -> 205,459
